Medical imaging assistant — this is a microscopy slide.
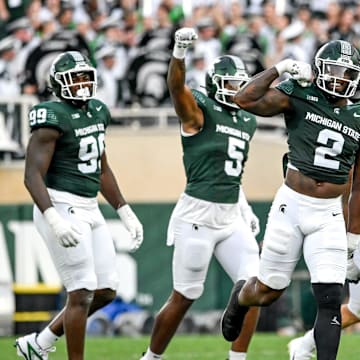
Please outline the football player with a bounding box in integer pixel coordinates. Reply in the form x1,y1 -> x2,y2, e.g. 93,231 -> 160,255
15,51 -> 143,359
140,27 -> 261,360
221,40 -> 360,360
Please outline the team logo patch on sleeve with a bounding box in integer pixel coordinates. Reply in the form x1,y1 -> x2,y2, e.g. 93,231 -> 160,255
277,80 -> 294,95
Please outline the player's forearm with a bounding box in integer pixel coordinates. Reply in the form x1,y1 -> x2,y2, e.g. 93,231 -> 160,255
100,167 -> 127,209
24,172 -> 53,213
234,68 -> 278,106
348,179 -> 360,234
167,57 -> 186,94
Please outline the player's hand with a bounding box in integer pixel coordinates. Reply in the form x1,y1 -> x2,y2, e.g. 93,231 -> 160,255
117,204 -> 144,252
174,27 -> 198,49
275,59 -> 312,87
43,207 -> 81,247
347,232 -> 360,259
346,234 -> 360,283
238,187 -> 260,236
346,257 -> 360,283
241,208 -> 260,237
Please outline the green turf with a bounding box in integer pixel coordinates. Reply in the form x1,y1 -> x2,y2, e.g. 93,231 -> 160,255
2,332 -> 360,359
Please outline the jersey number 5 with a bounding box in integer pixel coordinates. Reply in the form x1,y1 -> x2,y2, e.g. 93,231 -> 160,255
225,136 -> 245,177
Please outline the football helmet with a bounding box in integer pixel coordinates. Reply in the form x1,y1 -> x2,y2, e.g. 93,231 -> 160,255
205,55 -> 250,109
314,40 -> 360,98
49,51 -> 97,101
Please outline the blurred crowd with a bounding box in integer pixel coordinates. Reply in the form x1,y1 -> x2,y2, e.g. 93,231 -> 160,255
0,0 -> 360,109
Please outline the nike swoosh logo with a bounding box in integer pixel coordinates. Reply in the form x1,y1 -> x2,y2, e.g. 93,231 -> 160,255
96,106 -> 103,111
244,117 -> 251,122
354,112 -> 360,117
332,212 -> 341,216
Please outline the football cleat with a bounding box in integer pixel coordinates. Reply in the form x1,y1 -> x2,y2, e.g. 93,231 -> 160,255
288,337 -> 315,360
221,280 -> 248,342
15,332 -> 56,359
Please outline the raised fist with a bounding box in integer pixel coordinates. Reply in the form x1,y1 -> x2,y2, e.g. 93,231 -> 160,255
275,59 -> 312,87
174,27 -> 198,49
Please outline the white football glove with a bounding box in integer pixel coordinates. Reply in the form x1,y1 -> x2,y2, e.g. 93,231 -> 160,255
346,257 -> 360,283
275,59 -> 312,87
346,234 -> 360,283
241,207 -> 260,236
43,207 -> 81,248
173,27 -> 198,59
238,187 -> 260,237
117,204 -> 143,252
347,232 -> 360,259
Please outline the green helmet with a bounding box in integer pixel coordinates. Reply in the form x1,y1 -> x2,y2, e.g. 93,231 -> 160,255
314,40 -> 360,98
49,51 -> 97,101
205,55 -> 249,109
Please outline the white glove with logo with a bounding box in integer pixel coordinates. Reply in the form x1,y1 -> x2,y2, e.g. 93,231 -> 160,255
275,59 -> 312,87
117,204 -> 144,252
173,27 -> 198,59
239,187 -> 260,237
43,207 -> 81,248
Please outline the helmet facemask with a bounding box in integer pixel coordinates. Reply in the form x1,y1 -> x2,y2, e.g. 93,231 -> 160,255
315,59 -> 360,98
54,68 -> 97,101
212,73 -> 249,108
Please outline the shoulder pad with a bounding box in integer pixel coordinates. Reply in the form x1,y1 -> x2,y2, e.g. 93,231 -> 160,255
29,101 -> 66,131
191,89 -> 207,106
276,79 -> 295,95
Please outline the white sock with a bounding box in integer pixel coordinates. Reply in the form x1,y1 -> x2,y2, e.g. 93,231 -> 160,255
36,327 -> 59,349
140,348 -> 162,360
228,350 -> 247,360
302,329 -> 316,352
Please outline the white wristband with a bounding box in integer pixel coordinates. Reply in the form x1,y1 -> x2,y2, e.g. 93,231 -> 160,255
172,45 -> 186,59
43,207 -> 60,226
274,59 -> 291,76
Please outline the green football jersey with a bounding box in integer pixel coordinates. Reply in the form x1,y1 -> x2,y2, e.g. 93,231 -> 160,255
276,79 -> 360,184
182,89 -> 257,204
28,99 -> 111,197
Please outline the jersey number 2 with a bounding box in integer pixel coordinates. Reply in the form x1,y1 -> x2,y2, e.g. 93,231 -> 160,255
314,129 -> 344,170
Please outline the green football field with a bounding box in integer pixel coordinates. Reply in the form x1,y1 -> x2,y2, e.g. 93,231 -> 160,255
1,332 -> 360,359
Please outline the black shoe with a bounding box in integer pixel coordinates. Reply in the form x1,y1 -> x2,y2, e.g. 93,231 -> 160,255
221,280 -> 248,342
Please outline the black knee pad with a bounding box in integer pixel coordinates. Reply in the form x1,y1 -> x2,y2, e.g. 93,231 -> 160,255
312,283 -> 343,310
